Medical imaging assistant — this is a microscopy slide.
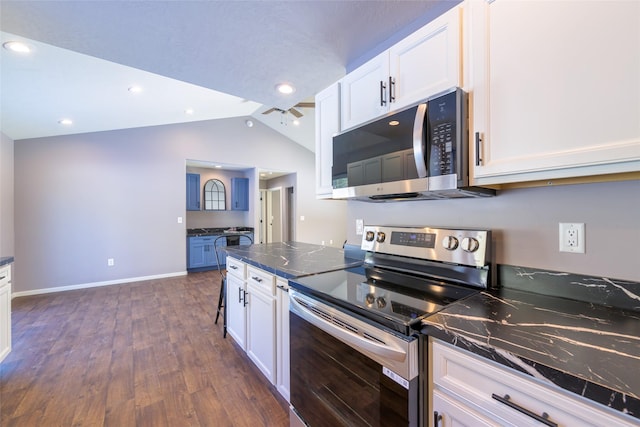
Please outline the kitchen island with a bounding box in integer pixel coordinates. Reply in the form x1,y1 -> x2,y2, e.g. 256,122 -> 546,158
423,265 -> 640,424
222,242 -> 364,402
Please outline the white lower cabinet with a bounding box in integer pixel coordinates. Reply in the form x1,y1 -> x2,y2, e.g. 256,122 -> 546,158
226,257 -> 290,400
276,278 -> 290,401
225,258 -> 247,350
246,266 -> 276,384
430,338 -> 637,427
433,389 -> 494,427
0,264 -> 11,363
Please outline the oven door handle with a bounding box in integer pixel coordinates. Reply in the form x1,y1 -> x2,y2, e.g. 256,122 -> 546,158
290,295 -> 407,362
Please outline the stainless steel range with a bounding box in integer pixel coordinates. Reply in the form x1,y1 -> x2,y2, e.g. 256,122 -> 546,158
288,225 -> 492,427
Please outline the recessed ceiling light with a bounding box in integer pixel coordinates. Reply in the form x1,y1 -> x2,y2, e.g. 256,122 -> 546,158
185,108 -> 194,115
389,120 -> 400,126
276,83 -> 295,95
3,41 -> 31,53
292,120 -> 300,126
215,165 -> 222,168
58,119 -> 73,125
128,85 -> 142,93
245,119 -> 254,128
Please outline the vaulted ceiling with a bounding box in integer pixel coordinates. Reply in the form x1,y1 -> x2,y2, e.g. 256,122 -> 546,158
1,1 -> 455,150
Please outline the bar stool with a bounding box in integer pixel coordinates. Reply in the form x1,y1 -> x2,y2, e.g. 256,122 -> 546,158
214,233 -> 253,337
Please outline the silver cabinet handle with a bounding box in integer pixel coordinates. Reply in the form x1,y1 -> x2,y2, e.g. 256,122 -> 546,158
251,276 -> 263,283
389,76 -> 396,103
491,394 -> 557,427
475,132 -> 483,166
380,80 -> 387,106
276,284 -> 289,292
229,265 -> 238,270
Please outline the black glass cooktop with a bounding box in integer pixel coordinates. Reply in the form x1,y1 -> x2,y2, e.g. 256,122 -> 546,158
289,266 -> 479,335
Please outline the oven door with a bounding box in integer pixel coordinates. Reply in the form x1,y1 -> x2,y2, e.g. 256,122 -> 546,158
289,290 -> 419,427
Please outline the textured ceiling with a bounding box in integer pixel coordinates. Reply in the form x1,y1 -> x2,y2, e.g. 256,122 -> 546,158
0,1 -> 454,149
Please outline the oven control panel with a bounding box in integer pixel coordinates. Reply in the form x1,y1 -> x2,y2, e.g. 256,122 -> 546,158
361,225 -> 491,268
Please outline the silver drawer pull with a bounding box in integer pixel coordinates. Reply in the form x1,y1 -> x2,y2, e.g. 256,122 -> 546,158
229,265 -> 238,270
0,276 -> 5,280
276,284 -> 289,292
251,276 -> 263,283
491,394 -> 557,427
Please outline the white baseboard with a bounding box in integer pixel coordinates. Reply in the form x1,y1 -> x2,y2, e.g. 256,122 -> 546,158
11,271 -> 188,299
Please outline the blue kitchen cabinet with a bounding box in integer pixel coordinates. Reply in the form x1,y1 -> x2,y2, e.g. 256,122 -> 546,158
186,173 -> 201,211
231,177 -> 249,211
187,235 -> 227,270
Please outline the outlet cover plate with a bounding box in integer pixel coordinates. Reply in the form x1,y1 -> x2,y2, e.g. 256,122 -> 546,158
559,223 -> 585,253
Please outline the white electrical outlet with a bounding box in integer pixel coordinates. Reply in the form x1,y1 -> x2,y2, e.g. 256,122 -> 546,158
559,223 -> 585,253
107,258 -> 115,267
356,219 -> 364,235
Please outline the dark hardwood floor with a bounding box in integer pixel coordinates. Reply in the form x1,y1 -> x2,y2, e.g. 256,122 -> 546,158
0,271 -> 289,426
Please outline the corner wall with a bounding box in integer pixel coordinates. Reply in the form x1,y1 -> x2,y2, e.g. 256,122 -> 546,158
0,132 -> 15,258
13,117 -> 346,294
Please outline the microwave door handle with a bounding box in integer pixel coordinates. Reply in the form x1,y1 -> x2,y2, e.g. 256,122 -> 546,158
413,103 -> 428,178
290,295 -> 407,362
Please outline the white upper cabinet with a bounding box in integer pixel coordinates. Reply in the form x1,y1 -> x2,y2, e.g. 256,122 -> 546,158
315,82 -> 340,198
340,5 -> 462,131
467,0 -> 640,185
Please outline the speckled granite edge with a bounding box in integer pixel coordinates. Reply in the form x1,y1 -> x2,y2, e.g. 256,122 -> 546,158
0,256 -> 14,267
499,264 -> 640,312
424,325 -> 640,421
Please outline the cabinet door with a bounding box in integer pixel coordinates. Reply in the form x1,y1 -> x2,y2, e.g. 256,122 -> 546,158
225,273 -> 246,350
187,237 -> 206,269
315,83 -> 340,198
276,279 -> 290,402
231,177 -> 249,211
340,51 -> 389,130
186,173 -> 200,211
246,282 -> 276,384
0,267 -> 11,363
389,5 -> 462,111
432,390 -> 496,427
468,0 -> 640,185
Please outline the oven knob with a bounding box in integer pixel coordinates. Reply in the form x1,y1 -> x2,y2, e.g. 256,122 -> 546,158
365,231 -> 375,242
442,235 -> 459,251
376,297 -> 386,309
461,237 -> 480,252
365,293 -> 376,306
376,232 -> 386,243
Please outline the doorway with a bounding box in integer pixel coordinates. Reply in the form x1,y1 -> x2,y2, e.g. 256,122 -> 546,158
259,186 -> 294,244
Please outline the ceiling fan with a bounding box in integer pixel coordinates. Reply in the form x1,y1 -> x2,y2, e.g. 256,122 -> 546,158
262,102 -> 315,118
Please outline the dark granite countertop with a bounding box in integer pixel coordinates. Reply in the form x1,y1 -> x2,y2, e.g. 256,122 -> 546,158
223,242 -> 363,280
423,265 -> 640,421
187,227 -> 254,237
0,256 -> 14,267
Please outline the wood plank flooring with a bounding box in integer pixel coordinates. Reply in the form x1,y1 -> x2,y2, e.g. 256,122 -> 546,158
0,271 -> 289,426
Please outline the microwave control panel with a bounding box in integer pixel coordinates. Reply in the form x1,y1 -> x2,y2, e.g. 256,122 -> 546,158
427,89 -> 463,178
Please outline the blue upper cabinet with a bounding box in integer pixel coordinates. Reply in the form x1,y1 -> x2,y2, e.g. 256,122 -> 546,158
231,177 -> 249,211
186,173 -> 201,211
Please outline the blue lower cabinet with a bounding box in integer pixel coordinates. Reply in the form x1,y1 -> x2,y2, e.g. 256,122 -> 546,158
187,236 -> 227,270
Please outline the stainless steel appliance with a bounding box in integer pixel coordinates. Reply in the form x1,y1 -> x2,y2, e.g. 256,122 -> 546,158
288,225 -> 492,427
332,88 -> 494,201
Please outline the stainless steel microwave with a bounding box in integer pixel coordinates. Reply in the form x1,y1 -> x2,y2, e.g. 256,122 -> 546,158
332,87 -> 494,201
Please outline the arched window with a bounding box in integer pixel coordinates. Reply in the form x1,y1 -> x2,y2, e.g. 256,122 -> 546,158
204,179 -> 226,210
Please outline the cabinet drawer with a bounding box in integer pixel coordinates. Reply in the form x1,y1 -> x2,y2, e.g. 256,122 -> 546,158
226,257 -> 246,279
431,339 -> 636,427
0,265 -> 10,285
247,266 -> 276,296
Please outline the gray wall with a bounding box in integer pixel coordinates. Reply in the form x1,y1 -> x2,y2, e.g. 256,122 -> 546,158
346,180 -> 640,282
13,117 -> 347,294
0,132 -> 15,258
